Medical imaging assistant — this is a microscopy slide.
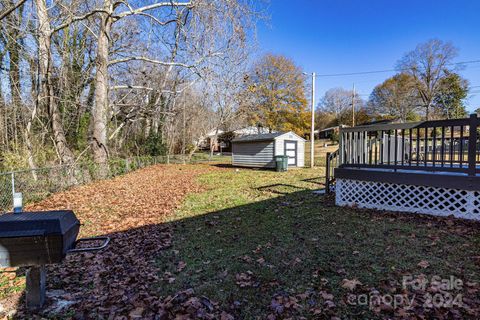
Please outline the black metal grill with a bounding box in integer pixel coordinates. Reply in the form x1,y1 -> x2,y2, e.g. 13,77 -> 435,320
0,210 -> 109,310
0,210 -> 80,267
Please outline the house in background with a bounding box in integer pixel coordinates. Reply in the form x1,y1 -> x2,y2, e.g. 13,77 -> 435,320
317,120 -> 399,141
199,129 -> 225,152
317,125 -> 349,140
234,126 -> 272,136
359,118 -> 400,126
200,126 -> 275,152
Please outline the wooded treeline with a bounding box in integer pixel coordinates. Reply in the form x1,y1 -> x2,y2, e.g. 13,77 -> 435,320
0,0 -> 263,171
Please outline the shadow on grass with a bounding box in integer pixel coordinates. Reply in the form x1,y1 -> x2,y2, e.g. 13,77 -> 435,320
301,176 -> 325,185
210,163 -> 274,171
10,190 -> 480,319
256,183 -> 306,195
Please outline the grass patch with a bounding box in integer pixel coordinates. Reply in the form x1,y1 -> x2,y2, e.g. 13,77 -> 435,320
169,167 -> 324,221
305,141 -> 338,167
157,165 -> 480,318
0,272 -> 25,300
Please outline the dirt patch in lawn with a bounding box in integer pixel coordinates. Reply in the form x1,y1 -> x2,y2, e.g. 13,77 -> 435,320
0,164 -> 235,319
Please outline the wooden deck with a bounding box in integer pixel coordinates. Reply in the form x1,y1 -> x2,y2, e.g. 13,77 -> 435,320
324,114 -> 480,193
328,115 -> 480,219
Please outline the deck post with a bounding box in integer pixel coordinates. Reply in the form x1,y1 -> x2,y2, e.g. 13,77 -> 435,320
468,114 -> 478,176
26,265 -> 46,310
325,152 -> 331,193
339,129 -> 344,166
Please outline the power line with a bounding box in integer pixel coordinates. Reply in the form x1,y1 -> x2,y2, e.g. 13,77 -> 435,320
313,59 -> 480,78
334,84 -> 480,96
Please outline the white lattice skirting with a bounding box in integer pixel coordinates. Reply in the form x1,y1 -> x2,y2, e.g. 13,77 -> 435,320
336,178 -> 480,220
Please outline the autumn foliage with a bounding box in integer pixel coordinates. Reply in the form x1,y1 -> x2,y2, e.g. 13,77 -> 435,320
240,54 -> 310,136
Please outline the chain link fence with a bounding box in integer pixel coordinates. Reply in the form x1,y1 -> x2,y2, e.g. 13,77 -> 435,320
0,153 -> 228,213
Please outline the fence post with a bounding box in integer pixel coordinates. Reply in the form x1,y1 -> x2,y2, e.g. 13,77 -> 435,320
325,152 -> 331,193
468,113 -> 478,176
11,172 -> 15,197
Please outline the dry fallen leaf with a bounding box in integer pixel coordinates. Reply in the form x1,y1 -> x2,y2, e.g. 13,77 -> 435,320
236,271 -> 254,288
129,307 -> 144,319
177,261 -> 187,272
341,278 -> 362,291
320,291 -> 334,300
417,260 -> 430,269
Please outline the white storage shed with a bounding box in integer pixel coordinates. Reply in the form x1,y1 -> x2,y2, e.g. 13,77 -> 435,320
231,131 -> 306,168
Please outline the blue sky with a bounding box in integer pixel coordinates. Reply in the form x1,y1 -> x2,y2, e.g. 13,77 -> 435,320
256,0 -> 480,111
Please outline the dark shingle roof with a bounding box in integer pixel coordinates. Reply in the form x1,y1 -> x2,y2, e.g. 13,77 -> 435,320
232,132 -> 286,142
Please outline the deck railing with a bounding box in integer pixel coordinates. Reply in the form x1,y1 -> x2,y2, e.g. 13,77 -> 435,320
339,114 -> 480,176
325,150 -> 339,193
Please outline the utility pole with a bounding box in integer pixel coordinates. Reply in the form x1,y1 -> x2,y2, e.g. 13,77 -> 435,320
310,73 -> 316,168
352,83 -> 356,127
303,71 -> 316,168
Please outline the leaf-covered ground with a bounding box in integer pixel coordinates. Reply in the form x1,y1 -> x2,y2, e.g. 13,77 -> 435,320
0,164 -> 222,318
0,163 -> 480,319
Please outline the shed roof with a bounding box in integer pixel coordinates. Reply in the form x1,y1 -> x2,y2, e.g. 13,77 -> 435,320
232,131 -> 306,143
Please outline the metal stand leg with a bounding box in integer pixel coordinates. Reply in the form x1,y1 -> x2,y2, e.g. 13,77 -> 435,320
26,265 -> 46,310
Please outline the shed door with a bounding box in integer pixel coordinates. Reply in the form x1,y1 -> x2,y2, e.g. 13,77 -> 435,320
284,140 -> 297,166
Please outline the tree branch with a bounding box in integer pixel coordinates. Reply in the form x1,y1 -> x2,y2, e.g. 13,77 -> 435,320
108,56 -> 192,68
111,85 -> 154,91
110,85 -> 189,95
116,1 -> 192,19
133,13 -> 177,26
0,0 -> 27,20
52,9 -> 111,34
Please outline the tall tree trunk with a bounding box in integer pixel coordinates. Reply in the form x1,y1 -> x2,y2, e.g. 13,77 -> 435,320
23,53 -> 40,177
91,2 -> 113,174
0,60 -> 4,153
6,3 -> 21,108
5,2 -> 21,147
24,105 -> 38,179
0,104 -> 4,153
36,0 -> 74,164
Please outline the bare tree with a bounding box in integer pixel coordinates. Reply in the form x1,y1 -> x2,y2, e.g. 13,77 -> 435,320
320,87 -> 364,126
35,0 -> 76,164
397,39 -> 458,120
90,0 -> 258,168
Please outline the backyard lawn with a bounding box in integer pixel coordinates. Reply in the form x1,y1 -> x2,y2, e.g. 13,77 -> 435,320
1,161 -> 480,319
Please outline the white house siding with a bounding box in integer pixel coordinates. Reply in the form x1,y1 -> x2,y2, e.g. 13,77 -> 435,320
232,141 -> 275,168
